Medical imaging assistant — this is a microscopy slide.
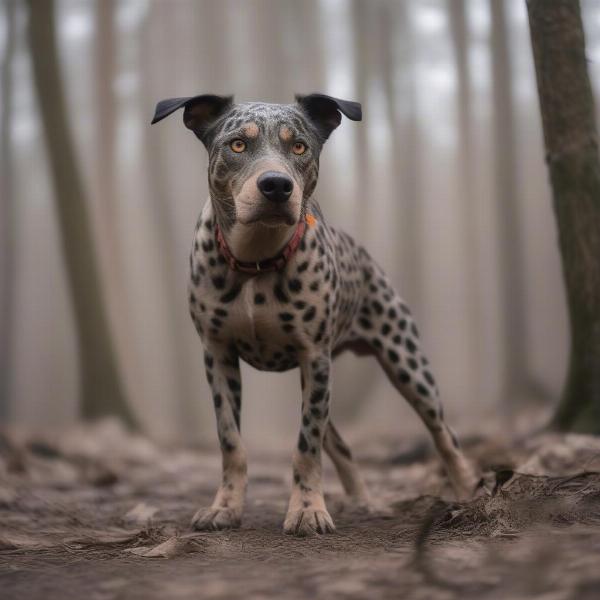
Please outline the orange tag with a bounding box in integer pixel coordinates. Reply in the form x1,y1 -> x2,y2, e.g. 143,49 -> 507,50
305,213 -> 317,228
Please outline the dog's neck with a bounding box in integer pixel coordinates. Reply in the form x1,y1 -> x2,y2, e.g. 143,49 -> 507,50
206,201 -> 298,264
221,222 -> 298,263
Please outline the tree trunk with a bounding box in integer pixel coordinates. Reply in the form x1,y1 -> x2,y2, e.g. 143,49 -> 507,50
0,0 -> 17,420
490,0 -> 529,408
26,0 -> 136,427
447,0 -> 483,402
527,0 -> 600,433
381,0 -> 422,302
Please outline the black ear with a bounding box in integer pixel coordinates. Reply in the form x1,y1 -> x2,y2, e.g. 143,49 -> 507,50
151,94 -> 234,142
295,93 -> 362,141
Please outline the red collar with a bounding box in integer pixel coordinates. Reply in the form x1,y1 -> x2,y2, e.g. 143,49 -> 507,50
215,218 -> 307,275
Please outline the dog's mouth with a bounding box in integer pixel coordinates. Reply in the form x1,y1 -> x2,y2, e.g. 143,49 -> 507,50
239,206 -> 298,228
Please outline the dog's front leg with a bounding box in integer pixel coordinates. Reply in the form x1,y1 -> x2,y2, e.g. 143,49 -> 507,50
192,344 -> 247,531
284,352 -> 335,536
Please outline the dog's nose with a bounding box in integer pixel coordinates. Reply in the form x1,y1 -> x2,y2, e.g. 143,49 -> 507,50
257,171 -> 293,203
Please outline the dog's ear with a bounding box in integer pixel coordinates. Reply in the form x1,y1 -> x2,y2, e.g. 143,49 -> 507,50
151,94 -> 234,143
295,93 -> 362,141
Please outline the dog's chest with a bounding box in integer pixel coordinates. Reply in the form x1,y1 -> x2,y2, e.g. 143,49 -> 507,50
190,250 -> 333,371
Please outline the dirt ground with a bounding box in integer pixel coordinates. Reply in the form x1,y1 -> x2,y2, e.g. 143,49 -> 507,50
1,419 -> 600,600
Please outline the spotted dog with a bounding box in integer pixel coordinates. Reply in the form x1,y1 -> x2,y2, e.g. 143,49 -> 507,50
151,93 -> 477,536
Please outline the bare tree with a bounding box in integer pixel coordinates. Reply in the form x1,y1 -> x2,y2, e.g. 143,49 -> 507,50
489,0 -> 530,408
381,0 -> 422,300
447,0 -> 482,398
527,0 -> 600,433
0,0 -> 17,420
25,0 -> 136,426
94,0 -> 124,290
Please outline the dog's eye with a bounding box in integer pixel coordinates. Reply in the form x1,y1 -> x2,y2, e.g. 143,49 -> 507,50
292,141 -> 306,155
230,139 -> 246,153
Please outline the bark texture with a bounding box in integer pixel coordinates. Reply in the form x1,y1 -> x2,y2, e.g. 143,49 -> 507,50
26,0 -> 136,427
527,0 -> 600,433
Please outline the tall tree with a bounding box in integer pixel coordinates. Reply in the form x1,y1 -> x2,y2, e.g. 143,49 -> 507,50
26,0 -> 136,426
0,0 -> 17,420
381,0 -> 422,301
490,0 -> 530,408
447,0 -> 482,399
527,0 -> 600,433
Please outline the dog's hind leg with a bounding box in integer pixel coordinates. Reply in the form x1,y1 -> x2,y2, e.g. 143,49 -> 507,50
351,275 -> 477,500
323,421 -> 371,504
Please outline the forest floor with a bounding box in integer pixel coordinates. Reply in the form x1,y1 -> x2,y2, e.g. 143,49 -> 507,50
1,419 -> 600,600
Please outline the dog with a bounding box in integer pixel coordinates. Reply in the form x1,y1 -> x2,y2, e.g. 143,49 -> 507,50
151,93 -> 477,536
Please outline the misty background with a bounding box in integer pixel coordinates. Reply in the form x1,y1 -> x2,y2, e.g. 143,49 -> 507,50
2,0 -> 600,449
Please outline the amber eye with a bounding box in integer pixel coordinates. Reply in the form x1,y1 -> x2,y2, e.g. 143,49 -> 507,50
230,139 -> 246,153
292,141 -> 306,155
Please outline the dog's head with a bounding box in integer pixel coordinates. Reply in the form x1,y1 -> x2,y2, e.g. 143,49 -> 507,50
151,94 -> 361,229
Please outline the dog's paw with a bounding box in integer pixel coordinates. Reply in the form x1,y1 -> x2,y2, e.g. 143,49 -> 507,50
283,508 -> 336,537
450,467 -> 481,502
190,506 -> 242,531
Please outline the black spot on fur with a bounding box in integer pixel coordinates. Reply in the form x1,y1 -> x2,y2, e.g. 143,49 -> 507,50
254,293 -> 266,304
227,378 -> 241,392
398,369 -> 411,384
274,282 -> 289,303
222,438 -> 236,452
310,388 -> 325,404
372,300 -> 384,315
212,276 -> 226,290
336,442 -> 352,460
416,383 -> 430,397
424,371 -> 436,386
220,285 -> 241,303
288,278 -> 302,293
298,433 -> 309,453
359,317 -> 372,330
303,306 -> 316,322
